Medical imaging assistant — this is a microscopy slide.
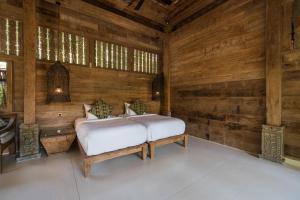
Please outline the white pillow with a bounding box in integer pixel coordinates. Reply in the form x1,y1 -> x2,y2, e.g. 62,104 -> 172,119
83,104 -> 98,120
124,102 -> 137,116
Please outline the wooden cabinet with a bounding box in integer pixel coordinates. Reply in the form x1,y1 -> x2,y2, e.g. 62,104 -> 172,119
40,127 -> 76,155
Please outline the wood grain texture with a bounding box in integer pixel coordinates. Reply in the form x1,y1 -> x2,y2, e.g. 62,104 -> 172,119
294,0 -> 300,49
282,1 -> 300,158
0,0 -> 162,128
82,0 -> 165,32
282,0 -> 294,51
0,55 -> 24,119
171,0 -> 229,32
34,1 -> 162,128
168,0 -> 215,27
41,134 -> 76,155
266,0 -> 282,126
282,50 -> 300,158
78,140 -> 147,177
169,0 -> 266,155
23,0 -> 36,124
36,62 -> 160,128
161,35 -> 171,115
40,126 -> 76,155
43,0 -> 163,40
148,134 -> 187,159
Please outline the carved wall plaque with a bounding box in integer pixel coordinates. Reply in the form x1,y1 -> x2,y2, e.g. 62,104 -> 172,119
262,125 -> 284,163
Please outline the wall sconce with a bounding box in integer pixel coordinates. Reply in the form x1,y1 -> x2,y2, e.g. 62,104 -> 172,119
152,73 -> 164,101
47,61 -> 71,103
54,87 -> 63,94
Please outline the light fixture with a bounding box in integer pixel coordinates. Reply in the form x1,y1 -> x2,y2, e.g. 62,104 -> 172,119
46,1 -> 71,103
54,87 -> 63,94
152,73 -> 164,101
47,61 -> 71,103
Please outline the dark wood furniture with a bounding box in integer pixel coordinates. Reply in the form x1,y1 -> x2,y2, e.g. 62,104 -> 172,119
40,126 -> 76,155
0,113 -> 17,174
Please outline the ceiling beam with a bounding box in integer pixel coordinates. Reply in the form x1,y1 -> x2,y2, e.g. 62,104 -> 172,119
134,0 -> 145,10
156,0 -> 173,5
171,0 -> 228,32
82,0 -> 165,32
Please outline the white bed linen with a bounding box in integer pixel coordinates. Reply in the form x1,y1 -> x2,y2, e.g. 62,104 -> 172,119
75,117 -> 147,156
127,114 -> 186,142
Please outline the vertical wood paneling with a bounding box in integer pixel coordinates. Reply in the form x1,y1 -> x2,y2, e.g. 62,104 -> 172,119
266,0 -> 282,126
23,0 -> 36,124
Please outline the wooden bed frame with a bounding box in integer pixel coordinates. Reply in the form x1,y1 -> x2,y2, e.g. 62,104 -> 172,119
148,134 -> 188,159
77,133 -> 188,176
77,139 -> 148,177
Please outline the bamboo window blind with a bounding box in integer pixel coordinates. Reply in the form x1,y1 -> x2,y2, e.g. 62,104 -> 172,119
36,26 -> 88,65
95,40 -> 128,70
134,49 -> 159,74
0,17 -> 22,56
0,17 -> 160,74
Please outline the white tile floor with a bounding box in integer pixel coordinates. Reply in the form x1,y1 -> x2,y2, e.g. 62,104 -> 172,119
1,136 -> 300,200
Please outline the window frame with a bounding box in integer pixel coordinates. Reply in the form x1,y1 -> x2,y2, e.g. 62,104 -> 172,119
0,59 -> 13,113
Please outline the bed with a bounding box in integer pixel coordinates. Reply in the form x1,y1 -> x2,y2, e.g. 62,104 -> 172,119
75,117 -> 148,177
127,114 -> 188,159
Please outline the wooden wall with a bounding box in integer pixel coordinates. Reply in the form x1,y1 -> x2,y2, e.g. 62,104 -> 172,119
294,0 -> 300,49
36,63 -> 159,128
282,51 -> 300,158
35,0 -> 162,128
169,0 -> 266,155
282,0 -> 300,158
0,0 -> 162,128
2,0 -> 300,158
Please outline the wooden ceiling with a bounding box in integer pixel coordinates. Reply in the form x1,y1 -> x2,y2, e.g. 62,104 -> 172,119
83,0 -> 228,32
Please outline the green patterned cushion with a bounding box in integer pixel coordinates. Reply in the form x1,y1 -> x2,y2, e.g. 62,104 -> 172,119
130,100 -> 147,115
0,118 -> 7,128
89,100 -> 112,119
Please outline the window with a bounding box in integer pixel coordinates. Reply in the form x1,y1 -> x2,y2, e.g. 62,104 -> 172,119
134,49 -> 159,74
36,26 -> 88,65
0,18 -> 161,74
95,40 -> 128,70
0,61 -> 13,112
0,17 -> 22,56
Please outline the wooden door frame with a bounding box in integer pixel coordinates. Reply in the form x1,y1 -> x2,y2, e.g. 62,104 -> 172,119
0,58 -> 14,113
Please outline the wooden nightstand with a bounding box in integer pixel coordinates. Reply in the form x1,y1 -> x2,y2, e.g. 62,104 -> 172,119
40,126 -> 76,155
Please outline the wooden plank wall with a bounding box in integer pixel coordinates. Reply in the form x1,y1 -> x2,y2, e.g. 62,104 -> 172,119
294,0 -> 300,49
36,64 -> 159,128
282,51 -> 300,158
169,0 -> 266,155
35,0 -> 162,128
282,0 -> 300,158
0,0 -> 162,128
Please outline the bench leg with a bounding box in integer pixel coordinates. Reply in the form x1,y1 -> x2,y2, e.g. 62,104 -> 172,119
149,143 -> 155,159
183,135 -> 188,148
142,145 -> 147,160
83,160 -> 91,177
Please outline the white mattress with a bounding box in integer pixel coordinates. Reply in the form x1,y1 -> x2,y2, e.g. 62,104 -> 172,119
127,114 -> 186,142
75,117 -> 147,156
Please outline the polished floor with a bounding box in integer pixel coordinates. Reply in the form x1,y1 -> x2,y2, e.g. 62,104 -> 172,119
1,137 -> 300,200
